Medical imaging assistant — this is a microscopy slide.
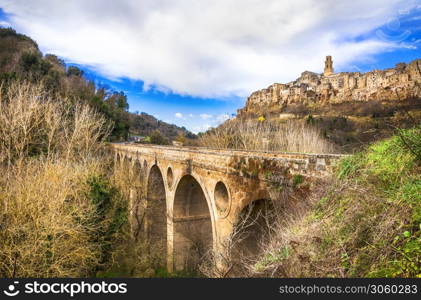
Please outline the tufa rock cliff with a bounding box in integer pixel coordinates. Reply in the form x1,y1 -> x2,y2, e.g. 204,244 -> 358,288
238,56 -> 421,117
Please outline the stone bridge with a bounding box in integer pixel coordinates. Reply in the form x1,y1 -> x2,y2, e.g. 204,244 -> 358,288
111,143 -> 343,273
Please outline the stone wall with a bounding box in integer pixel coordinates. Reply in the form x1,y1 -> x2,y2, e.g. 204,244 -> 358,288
112,143 -> 343,179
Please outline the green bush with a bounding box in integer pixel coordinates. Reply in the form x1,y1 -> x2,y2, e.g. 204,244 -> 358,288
396,126 -> 421,163
86,176 -> 127,271
149,130 -> 170,145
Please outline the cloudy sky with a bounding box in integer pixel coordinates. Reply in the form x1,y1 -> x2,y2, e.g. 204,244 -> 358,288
1,0 -> 420,132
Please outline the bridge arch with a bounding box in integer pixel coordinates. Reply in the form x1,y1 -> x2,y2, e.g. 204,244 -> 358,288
146,164 -> 167,266
128,160 -> 143,235
172,174 -> 215,272
214,181 -> 231,217
233,198 -> 275,264
166,166 -> 174,190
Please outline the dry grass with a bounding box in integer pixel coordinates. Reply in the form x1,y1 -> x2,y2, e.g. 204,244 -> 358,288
199,119 -> 337,153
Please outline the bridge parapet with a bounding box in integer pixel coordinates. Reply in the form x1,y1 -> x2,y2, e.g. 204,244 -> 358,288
111,143 -> 345,179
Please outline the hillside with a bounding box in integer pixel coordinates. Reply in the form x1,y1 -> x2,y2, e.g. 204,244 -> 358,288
235,56 -> 421,152
251,127 -> 420,277
129,112 -> 196,141
0,27 -> 195,142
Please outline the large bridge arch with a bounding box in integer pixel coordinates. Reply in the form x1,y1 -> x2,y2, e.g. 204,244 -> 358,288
171,174 -> 215,272
129,160 -> 143,223
145,164 -> 167,266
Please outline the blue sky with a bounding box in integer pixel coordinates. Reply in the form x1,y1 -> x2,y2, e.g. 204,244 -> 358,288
73,67 -> 241,133
0,1 -> 420,133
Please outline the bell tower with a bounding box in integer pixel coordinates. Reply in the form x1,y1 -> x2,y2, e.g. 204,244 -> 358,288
324,55 -> 334,76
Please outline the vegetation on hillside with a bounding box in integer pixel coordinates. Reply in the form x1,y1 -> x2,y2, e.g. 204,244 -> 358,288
0,27 -> 195,142
0,81 -> 172,277
244,127 -> 420,277
0,27 -> 130,141
239,99 -> 421,153
0,81 -> 130,277
129,112 -> 196,142
199,119 -> 336,153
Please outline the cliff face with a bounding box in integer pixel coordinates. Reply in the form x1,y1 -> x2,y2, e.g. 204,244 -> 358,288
238,59 -> 421,116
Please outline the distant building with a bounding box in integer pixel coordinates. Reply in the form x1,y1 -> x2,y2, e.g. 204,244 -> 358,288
172,141 -> 183,147
129,135 -> 146,143
324,55 -> 334,76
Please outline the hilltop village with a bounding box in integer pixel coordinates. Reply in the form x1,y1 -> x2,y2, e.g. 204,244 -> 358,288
238,56 -> 421,116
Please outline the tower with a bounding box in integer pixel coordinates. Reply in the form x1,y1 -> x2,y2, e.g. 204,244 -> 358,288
324,55 -> 334,76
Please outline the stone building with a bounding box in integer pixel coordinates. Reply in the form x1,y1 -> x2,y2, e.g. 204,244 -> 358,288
324,55 -> 334,76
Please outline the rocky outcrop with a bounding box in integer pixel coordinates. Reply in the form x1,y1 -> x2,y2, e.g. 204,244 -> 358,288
238,58 -> 421,116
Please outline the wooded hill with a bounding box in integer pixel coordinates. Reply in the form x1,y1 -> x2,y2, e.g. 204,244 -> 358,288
0,27 -> 196,142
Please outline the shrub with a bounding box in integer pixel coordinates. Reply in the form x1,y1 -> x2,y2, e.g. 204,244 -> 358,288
149,130 -> 170,145
86,175 -> 127,269
0,160 -> 103,277
66,66 -> 84,77
396,125 -> 421,163
0,82 -> 123,277
0,81 -> 112,165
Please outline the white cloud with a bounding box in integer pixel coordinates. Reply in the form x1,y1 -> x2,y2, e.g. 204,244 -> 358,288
0,21 -> 10,27
198,112 -> 230,124
216,114 -> 230,123
1,0 -> 418,98
192,124 -> 212,134
200,113 -> 213,120
195,113 -> 231,132
175,112 -> 183,118
188,113 -> 194,118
